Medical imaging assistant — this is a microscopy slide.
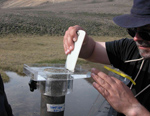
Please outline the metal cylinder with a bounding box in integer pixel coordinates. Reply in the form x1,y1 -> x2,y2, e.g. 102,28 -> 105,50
40,95 -> 65,116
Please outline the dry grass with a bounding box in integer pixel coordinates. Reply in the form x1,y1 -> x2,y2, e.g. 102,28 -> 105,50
0,0 -> 132,82
0,0 -> 132,37
2,0 -> 72,8
0,34 -> 121,82
1,0 -> 132,14
0,34 -> 66,82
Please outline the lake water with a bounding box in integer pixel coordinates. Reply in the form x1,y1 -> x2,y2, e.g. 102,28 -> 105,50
4,71 -> 109,116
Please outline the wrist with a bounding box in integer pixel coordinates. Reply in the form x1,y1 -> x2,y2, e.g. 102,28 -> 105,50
125,103 -> 150,116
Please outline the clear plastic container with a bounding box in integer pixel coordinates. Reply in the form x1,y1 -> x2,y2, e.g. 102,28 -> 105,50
23,63 -> 89,96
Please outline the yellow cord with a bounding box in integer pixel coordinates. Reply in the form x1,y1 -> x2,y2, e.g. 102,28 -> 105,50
104,66 -> 136,85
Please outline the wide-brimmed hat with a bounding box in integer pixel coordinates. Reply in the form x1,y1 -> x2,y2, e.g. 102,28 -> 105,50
113,0 -> 150,28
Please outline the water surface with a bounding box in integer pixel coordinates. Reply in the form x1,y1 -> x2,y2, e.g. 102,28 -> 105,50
5,71 -> 105,116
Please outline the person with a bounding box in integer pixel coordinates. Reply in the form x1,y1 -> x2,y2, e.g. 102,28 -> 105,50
63,0 -> 150,116
0,75 -> 13,116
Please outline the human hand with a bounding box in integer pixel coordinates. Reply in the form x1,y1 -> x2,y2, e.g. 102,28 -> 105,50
63,25 -> 86,55
91,68 -> 149,116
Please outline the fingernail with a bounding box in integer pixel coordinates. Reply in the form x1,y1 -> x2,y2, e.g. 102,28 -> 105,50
69,46 -> 73,50
65,49 -> 69,54
67,49 -> 70,53
65,50 -> 68,54
73,38 -> 76,41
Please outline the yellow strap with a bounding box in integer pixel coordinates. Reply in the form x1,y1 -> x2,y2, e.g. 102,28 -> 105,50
104,66 -> 136,85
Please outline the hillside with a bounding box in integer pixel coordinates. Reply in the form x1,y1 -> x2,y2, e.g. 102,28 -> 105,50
0,0 -> 133,36
1,0 -> 72,8
1,0 -> 132,14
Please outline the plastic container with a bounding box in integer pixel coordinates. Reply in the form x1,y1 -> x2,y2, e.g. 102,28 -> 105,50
23,64 -> 89,96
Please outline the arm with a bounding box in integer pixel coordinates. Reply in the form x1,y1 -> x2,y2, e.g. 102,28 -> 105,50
91,68 -> 150,116
63,25 -> 110,64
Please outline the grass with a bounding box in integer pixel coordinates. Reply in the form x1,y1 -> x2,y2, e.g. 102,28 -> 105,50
0,9 -> 128,37
0,3 -> 130,82
0,34 -> 65,82
0,34 -> 122,82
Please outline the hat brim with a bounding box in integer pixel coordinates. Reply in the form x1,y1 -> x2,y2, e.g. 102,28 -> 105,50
113,14 -> 150,28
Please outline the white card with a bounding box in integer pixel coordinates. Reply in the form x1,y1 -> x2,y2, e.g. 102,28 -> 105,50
65,30 -> 86,72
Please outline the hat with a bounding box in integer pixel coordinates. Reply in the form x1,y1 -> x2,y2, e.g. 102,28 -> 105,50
113,0 -> 150,28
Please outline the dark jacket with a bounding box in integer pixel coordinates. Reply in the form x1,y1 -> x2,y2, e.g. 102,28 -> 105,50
0,75 -> 13,116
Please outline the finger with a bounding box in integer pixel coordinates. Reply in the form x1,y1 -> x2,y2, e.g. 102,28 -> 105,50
92,72 -> 105,85
63,33 -> 70,54
64,26 -> 79,54
63,42 -> 68,55
91,68 -> 100,74
91,68 -> 116,84
67,35 -> 75,53
67,34 -> 78,54
64,30 -> 75,54
73,33 -> 78,42
91,73 -> 112,92
110,75 -> 124,84
93,82 -> 109,97
110,76 -> 127,90
73,25 -> 84,42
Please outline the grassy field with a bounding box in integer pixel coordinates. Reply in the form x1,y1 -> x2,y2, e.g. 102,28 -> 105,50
0,0 -> 132,36
0,34 -> 122,82
0,0 -> 132,82
0,9 -> 127,36
0,34 -> 65,82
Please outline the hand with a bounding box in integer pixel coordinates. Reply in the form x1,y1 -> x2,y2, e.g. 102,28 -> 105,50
91,68 -> 149,116
63,25 -> 84,55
